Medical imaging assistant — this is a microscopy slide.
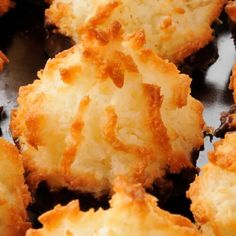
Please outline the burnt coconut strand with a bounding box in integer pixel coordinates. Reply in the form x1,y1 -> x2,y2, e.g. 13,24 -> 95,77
214,105 -> 236,138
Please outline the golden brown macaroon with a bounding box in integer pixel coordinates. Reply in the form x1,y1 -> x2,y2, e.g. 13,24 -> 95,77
26,178 -> 201,236
187,132 -> 236,236
45,0 -> 226,63
0,0 -> 14,15
225,0 -> 236,22
0,138 -> 31,236
11,25 -> 204,196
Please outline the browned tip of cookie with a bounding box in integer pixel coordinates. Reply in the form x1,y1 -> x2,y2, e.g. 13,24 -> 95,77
0,51 -> 9,72
225,1 -> 236,23
81,20 -> 123,46
125,29 -> 146,50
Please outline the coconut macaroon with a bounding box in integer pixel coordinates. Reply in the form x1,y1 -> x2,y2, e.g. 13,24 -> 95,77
0,138 -> 31,236
26,178 -> 200,236
45,0 -> 226,63
187,132 -> 236,236
0,0 -> 13,15
11,25 -> 204,196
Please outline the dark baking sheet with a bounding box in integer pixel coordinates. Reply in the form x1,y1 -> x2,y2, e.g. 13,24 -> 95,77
0,0 -> 48,139
190,25 -> 236,166
0,0 -> 235,227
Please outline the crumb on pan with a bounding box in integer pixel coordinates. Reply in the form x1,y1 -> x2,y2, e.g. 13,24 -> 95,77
11,26 -> 204,196
0,138 -> 31,236
187,132 -> 236,236
0,50 -> 9,72
26,177 -> 201,236
45,0 -> 227,63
